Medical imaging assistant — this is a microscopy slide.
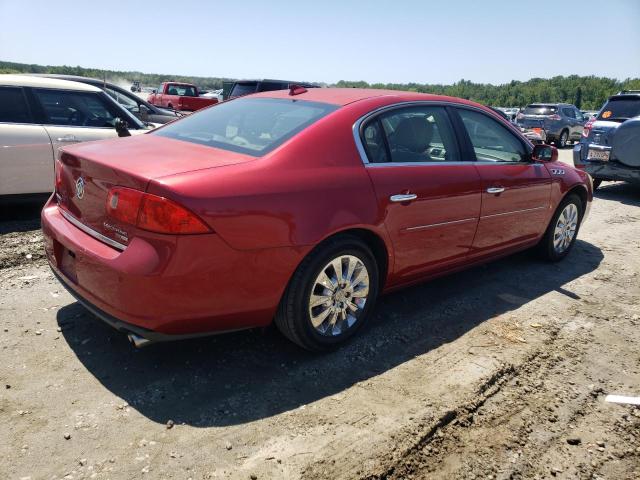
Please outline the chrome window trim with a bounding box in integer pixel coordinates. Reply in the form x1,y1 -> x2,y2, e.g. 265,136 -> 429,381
59,207 -> 126,251
352,100 -> 532,167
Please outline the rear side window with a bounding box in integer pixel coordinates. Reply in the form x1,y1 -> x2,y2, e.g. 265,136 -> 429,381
598,97 -> 640,121
0,87 -> 30,123
523,105 -> 558,115
458,109 -> 527,162
154,97 -> 338,156
362,106 -> 459,163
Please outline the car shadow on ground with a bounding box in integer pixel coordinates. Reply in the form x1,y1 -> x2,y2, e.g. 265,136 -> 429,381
0,195 -> 48,234
594,182 -> 640,207
58,240 -> 603,427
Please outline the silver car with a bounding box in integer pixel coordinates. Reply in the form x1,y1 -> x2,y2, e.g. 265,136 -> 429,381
0,75 -> 150,197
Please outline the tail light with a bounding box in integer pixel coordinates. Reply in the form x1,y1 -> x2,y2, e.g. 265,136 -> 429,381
548,114 -> 561,121
54,159 -> 63,192
106,187 -> 211,234
582,118 -> 595,138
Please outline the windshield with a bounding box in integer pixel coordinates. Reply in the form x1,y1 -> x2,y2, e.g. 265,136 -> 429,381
523,105 -> 558,115
230,82 -> 258,97
598,97 -> 640,121
154,97 -> 338,156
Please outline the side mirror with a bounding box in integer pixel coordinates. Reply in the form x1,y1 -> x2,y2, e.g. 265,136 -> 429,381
114,118 -> 131,137
532,144 -> 558,162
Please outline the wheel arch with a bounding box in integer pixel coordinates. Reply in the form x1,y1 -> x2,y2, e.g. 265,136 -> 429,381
296,227 -> 391,292
564,184 -> 588,215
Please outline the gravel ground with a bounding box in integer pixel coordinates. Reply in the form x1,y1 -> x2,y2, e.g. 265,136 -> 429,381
1,150 -> 639,480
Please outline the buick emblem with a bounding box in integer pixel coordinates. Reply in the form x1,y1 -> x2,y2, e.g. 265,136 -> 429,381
75,177 -> 85,200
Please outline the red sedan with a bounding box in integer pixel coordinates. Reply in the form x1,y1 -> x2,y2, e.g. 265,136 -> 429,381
41,88 -> 593,351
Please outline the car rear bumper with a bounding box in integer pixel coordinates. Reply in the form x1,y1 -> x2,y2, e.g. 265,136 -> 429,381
42,198 -> 302,340
573,144 -> 640,184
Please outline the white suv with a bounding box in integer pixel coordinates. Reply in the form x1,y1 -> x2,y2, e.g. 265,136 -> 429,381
0,75 -> 150,197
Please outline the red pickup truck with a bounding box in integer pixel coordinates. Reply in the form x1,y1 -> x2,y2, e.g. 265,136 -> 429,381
147,82 -> 217,112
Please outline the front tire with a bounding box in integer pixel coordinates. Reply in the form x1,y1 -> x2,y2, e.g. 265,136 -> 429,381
275,235 -> 379,351
538,194 -> 583,261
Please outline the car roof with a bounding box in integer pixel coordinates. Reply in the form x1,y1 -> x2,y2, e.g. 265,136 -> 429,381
0,74 -> 101,92
249,87 -> 481,107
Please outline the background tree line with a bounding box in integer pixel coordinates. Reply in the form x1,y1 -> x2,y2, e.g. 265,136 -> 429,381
2,60 -> 638,110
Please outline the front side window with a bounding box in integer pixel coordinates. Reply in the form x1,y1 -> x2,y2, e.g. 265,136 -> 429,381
0,87 -> 30,123
154,97 -> 338,156
458,109 -> 527,162
105,87 -> 139,112
230,82 -> 258,97
562,107 -> 575,118
362,106 -> 459,163
33,89 -> 133,128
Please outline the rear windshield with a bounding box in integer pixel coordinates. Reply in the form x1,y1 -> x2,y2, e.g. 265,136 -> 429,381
154,97 -> 338,156
166,85 -> 197,96
597,97 -> 640,121
230,82 -> 258,97
523,105 -> 558,115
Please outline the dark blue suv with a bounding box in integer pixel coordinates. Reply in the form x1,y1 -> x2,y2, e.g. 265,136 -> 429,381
573,90 -> 640,189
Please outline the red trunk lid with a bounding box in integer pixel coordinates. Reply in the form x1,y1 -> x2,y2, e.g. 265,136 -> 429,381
56,134 -> 252,246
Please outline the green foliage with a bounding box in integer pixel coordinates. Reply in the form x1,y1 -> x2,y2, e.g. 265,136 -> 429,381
336,75 -> 640,110
2,60 -> 638,109
0,60 -> 231,91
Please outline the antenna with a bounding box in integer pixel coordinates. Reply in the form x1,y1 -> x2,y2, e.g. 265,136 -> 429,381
289,84 -> 307,96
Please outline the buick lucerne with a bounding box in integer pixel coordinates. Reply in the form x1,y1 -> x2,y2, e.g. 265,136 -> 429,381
42,88 -> 593,351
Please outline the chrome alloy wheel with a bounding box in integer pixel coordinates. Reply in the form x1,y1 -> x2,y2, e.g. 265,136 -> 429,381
553,203 -> 578,253
308,255 -> 370,336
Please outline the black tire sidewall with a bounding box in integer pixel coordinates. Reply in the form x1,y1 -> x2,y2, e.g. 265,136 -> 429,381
288,239 -> 379,350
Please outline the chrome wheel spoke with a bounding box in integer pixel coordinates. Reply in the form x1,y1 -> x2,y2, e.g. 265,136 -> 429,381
553,203 -> 579,253
308,254 -> 370,337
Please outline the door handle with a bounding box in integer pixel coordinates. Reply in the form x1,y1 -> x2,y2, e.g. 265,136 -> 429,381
390,193 -> 418,203
486,187 -> 505,194
56,135 -> 78,142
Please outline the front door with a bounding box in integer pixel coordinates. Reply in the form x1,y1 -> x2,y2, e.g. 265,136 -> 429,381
455,108 -> 552,257
31,88 -> 125,158
359,105 -> 482,283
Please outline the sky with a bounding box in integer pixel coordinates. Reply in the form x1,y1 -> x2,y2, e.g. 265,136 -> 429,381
1,0 -> 639,85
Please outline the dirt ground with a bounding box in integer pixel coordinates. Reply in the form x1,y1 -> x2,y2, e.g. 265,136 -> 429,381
1,150 -> 639,480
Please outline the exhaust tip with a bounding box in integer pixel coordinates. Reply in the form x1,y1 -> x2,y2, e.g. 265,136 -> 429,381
127,332 -> 151,348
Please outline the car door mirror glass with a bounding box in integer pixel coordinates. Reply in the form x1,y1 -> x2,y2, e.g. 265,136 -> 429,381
532,144 -> 557,162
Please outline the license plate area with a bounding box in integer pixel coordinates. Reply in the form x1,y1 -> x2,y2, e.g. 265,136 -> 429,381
587,148 -> 610,161
54,239 -> 78,283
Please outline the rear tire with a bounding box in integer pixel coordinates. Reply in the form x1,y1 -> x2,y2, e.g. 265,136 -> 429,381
555,130 -> 569,149
592,179 -> 603,190
538,194 -> 583,261
275,235 -> 379,351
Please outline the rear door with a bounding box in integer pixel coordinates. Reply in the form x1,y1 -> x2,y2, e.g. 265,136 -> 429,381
31,88 -> 125,155
562,107 -> 581,139
454,107 -> 552,257
0,86 -> 54,195
360,104 -> 482,282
